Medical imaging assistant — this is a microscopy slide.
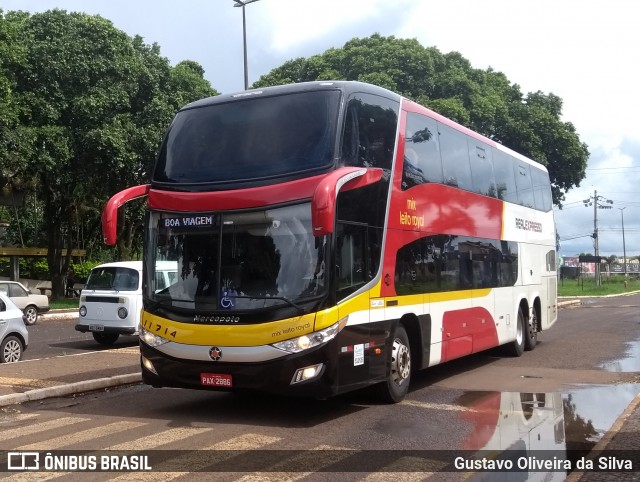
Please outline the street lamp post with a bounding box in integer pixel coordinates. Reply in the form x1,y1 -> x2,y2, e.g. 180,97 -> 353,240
619,207 -> 627,276
233,0 -> 261,90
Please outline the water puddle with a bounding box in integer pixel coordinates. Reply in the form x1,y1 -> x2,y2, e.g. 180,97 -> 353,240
455,384 -> 640,480
563,384 -> 640,442
600,339 -> 640,372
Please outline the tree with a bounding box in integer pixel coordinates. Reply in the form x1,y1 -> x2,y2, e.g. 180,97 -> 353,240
253,34 -> 589,206
1,9 -> 216,297
0,10 -> 31,201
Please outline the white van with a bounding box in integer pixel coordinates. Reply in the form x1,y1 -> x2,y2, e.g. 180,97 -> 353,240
76,261 -> 176,345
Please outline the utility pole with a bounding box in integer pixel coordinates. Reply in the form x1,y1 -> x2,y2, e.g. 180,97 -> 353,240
619,207 -> 627,276
583,190 -> 613,286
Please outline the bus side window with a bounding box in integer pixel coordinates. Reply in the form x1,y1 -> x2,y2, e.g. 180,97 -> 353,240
341,93 -> 398,171
493,150 -> 518,203
515,163 -> 535,208
469,141 -> 496,198
438,122 -> 472,191
531,166 -> 553,212
402,113 -> 443,190
335,222 -> 367,300
341,105 -> 359,166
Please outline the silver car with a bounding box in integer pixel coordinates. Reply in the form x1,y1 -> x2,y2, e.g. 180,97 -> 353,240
0,292 -> 29,363
0,281 -> 50,325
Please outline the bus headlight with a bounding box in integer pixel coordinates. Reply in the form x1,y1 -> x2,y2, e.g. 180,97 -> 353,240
139,326 -> 169,347
117,307 -> 128,319
271,317 -> 348,354
79,306 -> 87,317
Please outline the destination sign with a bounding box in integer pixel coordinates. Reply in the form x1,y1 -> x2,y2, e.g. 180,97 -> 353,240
163,215 -> 217,228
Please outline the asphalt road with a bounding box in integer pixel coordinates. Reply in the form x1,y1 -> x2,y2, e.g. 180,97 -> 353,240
4,294 -> 639,481
24,314 -> 138,360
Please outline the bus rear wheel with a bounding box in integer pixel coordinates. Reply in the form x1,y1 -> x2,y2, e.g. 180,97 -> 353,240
524,307 -> 538,351
375,325 -> 411,403
93,332 -> 119,346
504,308 -> 525,357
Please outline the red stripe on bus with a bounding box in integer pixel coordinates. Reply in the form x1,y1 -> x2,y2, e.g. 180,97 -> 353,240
147,175 -> 324,211
388,183 -> 504,238
441,307 -> 499,362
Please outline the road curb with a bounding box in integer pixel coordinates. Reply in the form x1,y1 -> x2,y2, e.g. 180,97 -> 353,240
558,300 -> 581,307
41,308 -> 78,321
0,373 -> 141,408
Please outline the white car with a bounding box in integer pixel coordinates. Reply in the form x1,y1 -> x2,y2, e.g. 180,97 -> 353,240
0,292 -> 29,363
0,281 -> 50,325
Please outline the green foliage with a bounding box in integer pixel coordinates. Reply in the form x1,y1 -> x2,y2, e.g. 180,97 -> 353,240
49,298 -> 79,309
558,275 -> 640,297
71,260 -> 102,282
0,256 -> 47,279
0,9 -> 217,296
253,34 -> 589,206
0,256 -> 98,281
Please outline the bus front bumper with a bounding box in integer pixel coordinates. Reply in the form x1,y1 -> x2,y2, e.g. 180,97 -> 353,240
139,341 -> 340,399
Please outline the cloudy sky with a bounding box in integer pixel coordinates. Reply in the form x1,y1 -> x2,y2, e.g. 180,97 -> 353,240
3,0 -> 639,258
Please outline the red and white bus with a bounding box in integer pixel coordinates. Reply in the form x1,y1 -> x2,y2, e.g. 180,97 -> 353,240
103,81 -> 557,402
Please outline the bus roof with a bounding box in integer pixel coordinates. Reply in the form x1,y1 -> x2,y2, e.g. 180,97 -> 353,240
181,80 -> 547,173
182,81 -> 402,111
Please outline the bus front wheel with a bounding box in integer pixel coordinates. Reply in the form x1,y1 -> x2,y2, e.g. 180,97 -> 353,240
375,325 -> 411,403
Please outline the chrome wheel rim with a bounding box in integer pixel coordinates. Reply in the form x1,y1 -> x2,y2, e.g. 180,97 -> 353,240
516,314 -> 524,345
391,337 -> 410,386
3,339 -> 21,363
25,308 -> 37,324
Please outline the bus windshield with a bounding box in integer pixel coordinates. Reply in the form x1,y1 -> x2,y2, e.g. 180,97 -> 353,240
146,203 -> 327,311
153,90 -> 341,184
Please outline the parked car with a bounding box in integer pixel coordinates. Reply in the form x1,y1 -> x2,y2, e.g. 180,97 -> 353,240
0,281 -> 50,325
0,292 -> 29,363
77,261 -> 177,345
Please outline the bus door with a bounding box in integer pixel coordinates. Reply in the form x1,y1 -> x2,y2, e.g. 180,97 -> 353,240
335,221 -> 375,388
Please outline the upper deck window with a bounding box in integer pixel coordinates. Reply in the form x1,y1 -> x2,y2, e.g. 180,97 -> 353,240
341,93 -> 399,171
154,90 -> 341,184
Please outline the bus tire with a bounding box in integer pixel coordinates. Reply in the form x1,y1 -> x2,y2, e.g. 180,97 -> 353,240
524,307 -> 538,351
93,332 -> 119,346
375,325 -> 411,403
504,308 -> 525,357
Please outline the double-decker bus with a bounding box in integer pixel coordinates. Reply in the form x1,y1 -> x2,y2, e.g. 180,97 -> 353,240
103,81 -> 557,402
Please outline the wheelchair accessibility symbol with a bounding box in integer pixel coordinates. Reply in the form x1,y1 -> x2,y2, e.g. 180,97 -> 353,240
220,288 -> 237,309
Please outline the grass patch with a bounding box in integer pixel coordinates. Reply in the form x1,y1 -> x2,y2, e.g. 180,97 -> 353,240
49,298 -> 80,310
558,276 -> 640,297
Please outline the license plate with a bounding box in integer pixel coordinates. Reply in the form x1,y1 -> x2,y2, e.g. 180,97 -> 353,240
89,324 -> 104,332
200,373 -> 232,387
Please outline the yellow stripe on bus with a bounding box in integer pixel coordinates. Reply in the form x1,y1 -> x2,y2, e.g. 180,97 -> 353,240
141,311 -> 319,346
141,288 -> 492,346
369,288 -> 492,306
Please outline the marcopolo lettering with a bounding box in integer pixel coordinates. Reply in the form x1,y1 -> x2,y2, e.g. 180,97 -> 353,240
193,315 -> 240,323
